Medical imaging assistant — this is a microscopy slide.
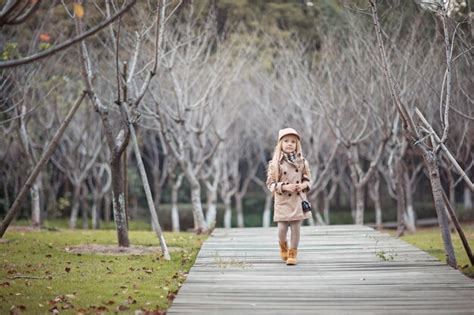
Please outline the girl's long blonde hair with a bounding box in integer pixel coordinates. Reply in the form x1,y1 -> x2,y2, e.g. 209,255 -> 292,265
267,137 -> 304,181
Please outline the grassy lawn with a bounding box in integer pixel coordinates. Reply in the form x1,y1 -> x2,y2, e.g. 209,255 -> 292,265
0,228 -> 207,314
388,222 -> 474,278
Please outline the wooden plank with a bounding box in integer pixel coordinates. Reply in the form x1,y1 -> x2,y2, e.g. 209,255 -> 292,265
168,225 -> 474,314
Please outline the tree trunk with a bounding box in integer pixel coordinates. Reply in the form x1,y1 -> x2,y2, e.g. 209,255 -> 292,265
314,211 -> 325,225
153,175 -> 162,216
104,193 -> 111,223
447,169 -> 456,206
262,192 -> 272,228
206,189 -> 218,229
350,185 -> 356,221
395,160 -> 406,237
171,181 -> 180,232
69,184 -> 81,229
369,177 -> 382,230
111,156 -> 130,247
235,194 -> 244,228
422,152 -> 457,268
355,186 -> 364,225
223,194 -> 232,228
81,186 -> 89,229
323,191 -> 330,225
404,172 -> 416,232
3,183 -> 9,212
91,195 -> 100,229
189,179 -> 208,233
30,176 -> 42,229
128,194 -> 138,220
464,186 -> 472,209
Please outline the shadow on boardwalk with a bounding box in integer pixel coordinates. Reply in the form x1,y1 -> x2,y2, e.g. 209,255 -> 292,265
168,225 -> 474,314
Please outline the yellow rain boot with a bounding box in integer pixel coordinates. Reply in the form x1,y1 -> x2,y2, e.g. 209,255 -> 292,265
279,241 -> 288,262
286,248 -> 298,265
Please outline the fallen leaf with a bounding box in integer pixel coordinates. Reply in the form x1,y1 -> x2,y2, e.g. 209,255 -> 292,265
61,303 -> 74,310
9,305 -> 26,315
73,3 -> 85,18
117,304 -> 129,311
167,292 -> 176,301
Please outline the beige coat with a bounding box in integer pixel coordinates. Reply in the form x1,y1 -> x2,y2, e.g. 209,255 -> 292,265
266,154 -> 312,222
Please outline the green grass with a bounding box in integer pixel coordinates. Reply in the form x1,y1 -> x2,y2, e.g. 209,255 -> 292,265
12,219 -> 153,231
389,223 -> 474,278
0,228 -> 207,314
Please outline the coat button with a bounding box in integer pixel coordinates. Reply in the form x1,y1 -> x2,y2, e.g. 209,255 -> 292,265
297,192 -> 300,195
296,181 -> 299,184
288,194 -> 292,197
283,171 -> 287,175
295,169 -> 299,172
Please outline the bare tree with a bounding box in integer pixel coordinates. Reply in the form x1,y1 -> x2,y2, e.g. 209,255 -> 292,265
74,0 -> 170,247
51,107 -> 103,229
368,0 -> 474,267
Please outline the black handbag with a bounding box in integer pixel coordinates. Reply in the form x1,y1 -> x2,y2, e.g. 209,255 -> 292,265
302,200 -> 312,212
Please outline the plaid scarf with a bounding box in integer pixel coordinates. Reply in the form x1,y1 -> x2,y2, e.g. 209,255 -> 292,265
284,152 -> 296,163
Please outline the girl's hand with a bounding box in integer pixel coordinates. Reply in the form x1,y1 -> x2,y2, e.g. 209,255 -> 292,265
296,183 -> 308,192
282,184 -> 298,192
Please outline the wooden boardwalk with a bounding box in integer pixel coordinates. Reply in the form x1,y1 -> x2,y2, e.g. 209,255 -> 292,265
168,225 -> 474,314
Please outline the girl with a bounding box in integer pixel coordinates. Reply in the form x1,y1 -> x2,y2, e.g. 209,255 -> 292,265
266,128 -> 312,265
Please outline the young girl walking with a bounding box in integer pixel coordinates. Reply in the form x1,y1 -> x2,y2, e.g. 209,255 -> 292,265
266,128 -> 312,265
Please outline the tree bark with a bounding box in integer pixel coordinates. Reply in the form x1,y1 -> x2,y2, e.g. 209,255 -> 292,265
447,168 -> 455,206
442,192 -> 474,266
262,192 -> 272,228
30,176 -> 42,228
170,174 -> 183,233
104,193 -> 111,223
422,152 -> 456,268
188,177 -> 208,233
69,184 -> 81,229
91,196 -> 100,229
404,171 -> 416,232
323,191 -> 330,225
111,155 -> 130,247
464,186 -> 473,209
171,187 -> 180,232
81,186 -> 89,229
223,194 -> 232,228
395,160 -> 406,237
369,175 -> 382,230
235,195 -> 244,228
355,186 -> 364,225
206,189 -> 218,229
